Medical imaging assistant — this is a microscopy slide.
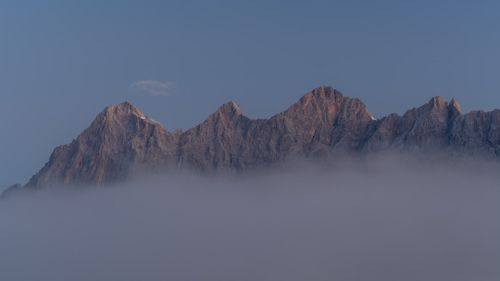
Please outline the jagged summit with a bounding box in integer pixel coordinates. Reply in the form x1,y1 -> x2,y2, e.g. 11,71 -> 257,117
299,86 -> 343,104
109,101 -> 136,110
90,101 -> 165,133
23,101 -> 176,188
215,101 -> 243,117
100,101 -> 151,121
427,96 -> 447,108
310,85 -> 342,96
449,98 -> 462,114
103,101 -> 143,116
284,86 -> 355,119
421,96 -> 462,113
4,85 -> 500,195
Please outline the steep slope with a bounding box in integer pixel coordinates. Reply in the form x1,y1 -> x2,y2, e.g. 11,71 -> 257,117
364,96 -> 459,151
448,109 -> 500,155
242,86 -> 374,163
177,101 -> 252,171
26,102 -> 179,187
363,96 -> 500,156
178,86 -> 375,171
4,85 -> 500,195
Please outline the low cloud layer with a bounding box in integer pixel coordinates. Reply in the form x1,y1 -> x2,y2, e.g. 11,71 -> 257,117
1,156 -> 499,281
130,80 -> 174,97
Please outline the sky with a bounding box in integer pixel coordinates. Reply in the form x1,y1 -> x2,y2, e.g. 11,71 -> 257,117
1,0 -> 500,187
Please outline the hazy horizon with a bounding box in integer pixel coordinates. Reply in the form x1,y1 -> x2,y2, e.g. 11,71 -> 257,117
2,156 -> 500,280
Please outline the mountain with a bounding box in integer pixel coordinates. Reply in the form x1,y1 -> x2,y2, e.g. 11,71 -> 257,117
25,102 -> 180,188
4,86 -> 500,194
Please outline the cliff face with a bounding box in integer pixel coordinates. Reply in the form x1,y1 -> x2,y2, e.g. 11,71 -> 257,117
364,96 -> 458,151
27,102 -> 179,187
364,96 -> 500,156
9,86 -> 500,191
177,86 -> 374,171
449,109 -> 500,155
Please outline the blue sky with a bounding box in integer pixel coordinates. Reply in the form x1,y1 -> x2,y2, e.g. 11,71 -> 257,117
1,0 -> 500,187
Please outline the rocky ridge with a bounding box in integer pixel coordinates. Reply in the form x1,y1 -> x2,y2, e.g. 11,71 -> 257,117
4,86 -> 500,194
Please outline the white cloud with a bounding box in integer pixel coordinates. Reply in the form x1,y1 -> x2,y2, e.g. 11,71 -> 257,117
130,80 -> 175,97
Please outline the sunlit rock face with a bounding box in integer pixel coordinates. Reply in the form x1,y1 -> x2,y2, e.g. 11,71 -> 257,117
26,102 -> 180,188
8,85 -> 500,191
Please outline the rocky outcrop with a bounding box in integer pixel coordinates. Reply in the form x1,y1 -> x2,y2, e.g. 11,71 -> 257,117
178,86 -> 374,171
26,102 -> 179,187
363,96 -> 500,156
177,101 -> 252,171
448,109 -> 500,155
4,85 -> 500,194
364,96 -> 458,151
243,86 -> 374,162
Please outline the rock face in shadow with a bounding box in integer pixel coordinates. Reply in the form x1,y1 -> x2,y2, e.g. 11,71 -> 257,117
364,96 -> 458,151
5,86 -> 500,192
363,96 -> 500,156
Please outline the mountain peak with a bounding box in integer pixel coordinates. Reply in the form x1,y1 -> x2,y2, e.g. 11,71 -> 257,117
5,85 -> 500,194
428,96 -> 447,108
304,85 -> 343,100
115,101 -> 135,108
291,86 -> 344,113
93,101 -> 164,127
215,101 -> 242,117
449,98 -> 462,114
103,101 -> 145,118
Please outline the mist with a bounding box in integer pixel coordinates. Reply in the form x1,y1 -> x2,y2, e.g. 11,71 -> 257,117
1,156 -> 500,281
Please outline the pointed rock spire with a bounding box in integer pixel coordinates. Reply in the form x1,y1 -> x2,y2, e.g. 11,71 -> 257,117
89,101 -> 165,131
300,86 -> 343,105
216,101 -> 242,117
449,98 -> 462,114
102,101 -> 145,119
427,96 -> 447,109
203,101 -> 244,124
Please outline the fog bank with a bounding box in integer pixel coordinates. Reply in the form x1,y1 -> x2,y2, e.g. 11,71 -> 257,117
1,157 -> 500,281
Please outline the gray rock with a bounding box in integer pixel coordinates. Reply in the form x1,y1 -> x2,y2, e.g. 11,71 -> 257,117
5,86 -> 500,194
26,102 -> 179,187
